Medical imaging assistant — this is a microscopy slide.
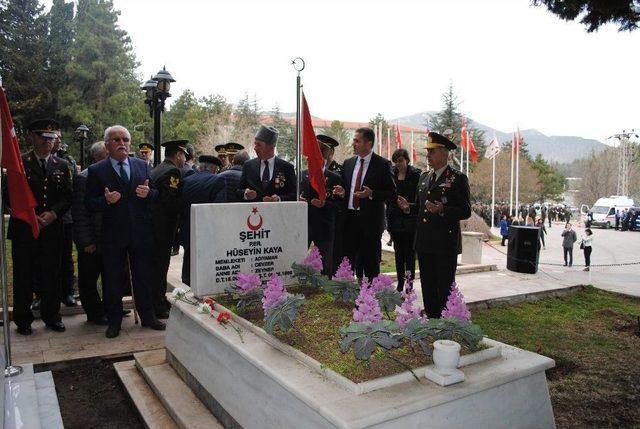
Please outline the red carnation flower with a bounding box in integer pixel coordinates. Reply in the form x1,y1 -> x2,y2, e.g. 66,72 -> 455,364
217,311 -> 231,324
203,297 -> 215,308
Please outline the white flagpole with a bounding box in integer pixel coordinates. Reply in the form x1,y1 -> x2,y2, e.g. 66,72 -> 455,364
509,133 -> 514,217
377,122 -> 382,154
460,132 -> 465,170
410,130 -> 415,164
515,128 -> 520,219
466,133 -> 470,176
491,154 -> 496,229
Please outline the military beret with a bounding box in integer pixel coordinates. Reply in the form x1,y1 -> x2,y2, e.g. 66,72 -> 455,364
28,118 -> 60,139
316,134 -> 339,149
426,132 -> 456,150
138,143 -> 154,151
198,155 -> 222,166
224,142 -> 244,155
161,140 -> 189,156
214,144 -> 228,156
255,125 -> 278,145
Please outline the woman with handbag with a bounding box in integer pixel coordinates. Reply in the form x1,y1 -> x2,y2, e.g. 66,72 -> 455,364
581,228 -> 593,271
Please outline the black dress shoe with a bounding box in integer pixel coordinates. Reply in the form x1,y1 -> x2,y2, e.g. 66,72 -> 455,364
45,321 -> 66,332
88,315 -> 109,326
16,325 -> 32,336
62,295 -> 78,307
30,298 -> 41,312
141,319 -> 166,331
106,323 -> 121,338
155,310 -> 170,319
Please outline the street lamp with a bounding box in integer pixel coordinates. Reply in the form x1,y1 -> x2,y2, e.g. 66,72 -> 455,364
141,66 -> 175,166
75,124 -> 90,170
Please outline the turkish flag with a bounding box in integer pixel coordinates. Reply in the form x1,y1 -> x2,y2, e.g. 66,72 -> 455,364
395,125 -> 403,149
0,87 -> 40,238
468,135 -> 478,163
302,93 -> 326,202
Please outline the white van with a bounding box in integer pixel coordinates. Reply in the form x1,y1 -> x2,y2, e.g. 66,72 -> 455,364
581,196 -> 635,228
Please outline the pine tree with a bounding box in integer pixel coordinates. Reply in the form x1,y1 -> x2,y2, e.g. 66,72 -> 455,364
47,0 -> 73,118
0,0 -> 52,137
230,93 -> 259,149
57,0 -> 146,139
269,105 -> 295,161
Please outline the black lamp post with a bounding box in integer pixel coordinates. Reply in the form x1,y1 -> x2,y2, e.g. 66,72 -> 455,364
75,124 -> 90,170
141,66 -> 175,166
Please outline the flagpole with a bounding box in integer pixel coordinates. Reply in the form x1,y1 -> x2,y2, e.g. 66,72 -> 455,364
491,154 -> 496,229
509,133 -> 514,217
410,130 -> 415,164
0,83 -> 22,377
292,58 -> 305,202
466,132 -> 470,176
460,132 -> 464,170
516,127 -> 520,219
386,126 -> 390,159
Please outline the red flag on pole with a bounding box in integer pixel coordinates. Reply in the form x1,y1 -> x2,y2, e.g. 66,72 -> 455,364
395,124 -> 403,149
0,88 -> 40,238
460,119 -> 468,150
301,93 -> 326,202
468,134 -> 478,163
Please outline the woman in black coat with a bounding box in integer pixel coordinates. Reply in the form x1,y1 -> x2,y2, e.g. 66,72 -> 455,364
387,149 -> 421,291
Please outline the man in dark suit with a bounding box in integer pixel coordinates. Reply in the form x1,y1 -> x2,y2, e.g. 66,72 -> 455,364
72,141 -> 109,325
334,127 -> 395,280
399,132 -> 471,318
300,135 -> 343,276
217,150 -> 248,203
85,125 -> 165,338
149,140 -> 188,318
179,155 -> 225,285
8,119 -> 72,335
237,125 -> 296,202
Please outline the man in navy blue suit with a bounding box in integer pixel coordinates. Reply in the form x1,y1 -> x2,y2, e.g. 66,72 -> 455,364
85,125 -> 166,338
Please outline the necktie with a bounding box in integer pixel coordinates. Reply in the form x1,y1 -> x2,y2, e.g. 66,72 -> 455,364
40,159 -> 46,175
428,171 -> 436,188
118,161 -> 129,184
261,160 -> 270,189
353,158 -> 365,209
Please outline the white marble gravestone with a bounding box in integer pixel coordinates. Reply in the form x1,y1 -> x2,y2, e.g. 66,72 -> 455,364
190,201 -> 307,297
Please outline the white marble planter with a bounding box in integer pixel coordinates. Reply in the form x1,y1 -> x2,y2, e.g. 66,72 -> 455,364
165,297 -> 557,429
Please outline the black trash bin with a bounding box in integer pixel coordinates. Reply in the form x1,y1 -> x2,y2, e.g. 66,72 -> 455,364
507,226 -> 540,274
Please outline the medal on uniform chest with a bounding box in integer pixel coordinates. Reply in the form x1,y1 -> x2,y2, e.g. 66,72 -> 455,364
275,171 -> 285,189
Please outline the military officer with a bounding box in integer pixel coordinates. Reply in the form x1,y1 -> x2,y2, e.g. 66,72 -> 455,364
149,140 -> 188,318
215,144 -> 229,170
237,126 -> 296,202
181,144 -> 197,178
400,132 -> 470,318
138,143 -> 154,166
317,135 -> 345,274
180,155 -> 225,285
8,119 -> 72,334
300,135 -> 343,276
224,142 -> 244,168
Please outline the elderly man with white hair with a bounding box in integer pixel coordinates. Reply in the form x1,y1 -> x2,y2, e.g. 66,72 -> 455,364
85,125 -> 165,338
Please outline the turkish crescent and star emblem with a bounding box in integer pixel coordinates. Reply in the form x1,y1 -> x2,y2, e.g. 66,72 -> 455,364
247,207 -> 263,231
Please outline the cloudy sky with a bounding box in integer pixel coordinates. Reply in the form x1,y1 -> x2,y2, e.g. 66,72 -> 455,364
49,0 -> 640,142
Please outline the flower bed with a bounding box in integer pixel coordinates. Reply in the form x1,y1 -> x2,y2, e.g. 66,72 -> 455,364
173,247 -> 491,385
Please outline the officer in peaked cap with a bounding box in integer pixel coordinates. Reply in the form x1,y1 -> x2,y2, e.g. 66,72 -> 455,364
215,144 -> 229,169
7,119 -> 73,335
317,135 -> 342,174
400,131 -> 470,318
224,142 -> 244,167
178,154 -> 225,285
237,125 -> 296,202
138,143 -> 154,166
149,140 -> 188,318
182,143 -> 197,178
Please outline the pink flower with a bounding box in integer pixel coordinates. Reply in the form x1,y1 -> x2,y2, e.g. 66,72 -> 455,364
441,282 -> 471,322
303,246 -> 323,272
396,277 -> 426,328
262,274 -> 287,312
236,273 -> 262,293
370,274 -> 395,294
352,279 -> 382,323
333,257 -> 354,282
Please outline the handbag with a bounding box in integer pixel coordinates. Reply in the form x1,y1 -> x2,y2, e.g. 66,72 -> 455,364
580,240 -> 585,250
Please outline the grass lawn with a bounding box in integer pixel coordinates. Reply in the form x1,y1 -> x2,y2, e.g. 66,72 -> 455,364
380,250 -> 395,274
473,286 -> 640,428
